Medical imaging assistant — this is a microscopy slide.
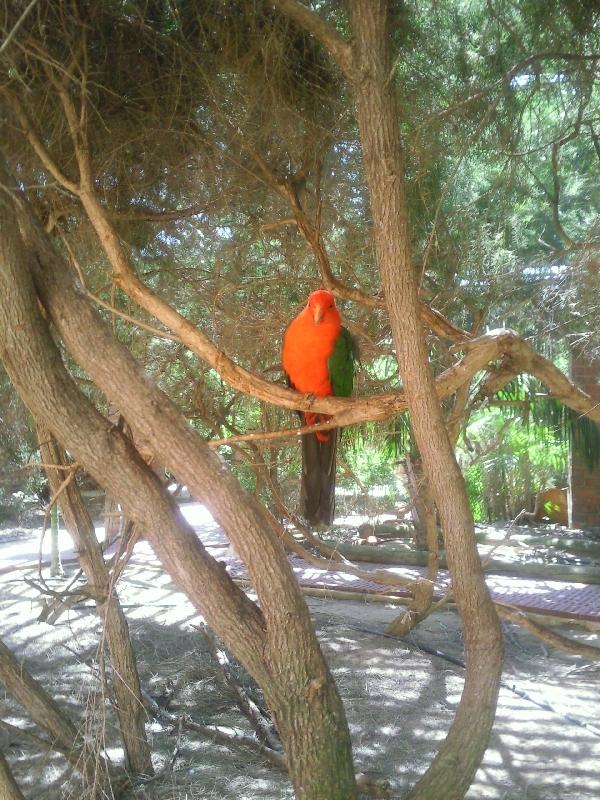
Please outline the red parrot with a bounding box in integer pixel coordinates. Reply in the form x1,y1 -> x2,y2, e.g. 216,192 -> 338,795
282,289 -> 354,526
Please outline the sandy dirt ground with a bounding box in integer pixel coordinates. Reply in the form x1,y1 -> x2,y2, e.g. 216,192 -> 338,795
1,512 -> 599,800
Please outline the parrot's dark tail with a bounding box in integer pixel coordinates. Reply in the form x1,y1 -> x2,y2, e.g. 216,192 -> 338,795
300,429 -> 339,526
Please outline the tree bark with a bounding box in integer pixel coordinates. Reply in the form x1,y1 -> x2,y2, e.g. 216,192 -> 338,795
36,424 -> 153,778
346,4 -> 503,797
271,1 -> 505,796
0,167 -> 357,799
0,636 -> 104,788
0,751 -> 26,800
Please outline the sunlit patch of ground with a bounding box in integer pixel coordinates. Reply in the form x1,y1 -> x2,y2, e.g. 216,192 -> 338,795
0,504 -> 599,798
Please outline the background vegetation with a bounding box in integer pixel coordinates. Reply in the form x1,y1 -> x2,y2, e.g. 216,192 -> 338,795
1,0 -> 599,524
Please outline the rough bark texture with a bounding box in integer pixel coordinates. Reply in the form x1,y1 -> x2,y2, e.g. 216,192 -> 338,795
346,4 -> 504,798
0,170 -> 357,799
0,751 -> 26,800
36,424 -> 153,777
0,637 -> 91,776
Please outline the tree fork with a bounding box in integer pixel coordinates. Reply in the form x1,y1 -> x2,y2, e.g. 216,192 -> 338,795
0,166 -> 358,799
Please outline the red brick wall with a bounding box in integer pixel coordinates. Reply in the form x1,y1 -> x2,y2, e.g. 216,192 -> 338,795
569,354 -> 600,529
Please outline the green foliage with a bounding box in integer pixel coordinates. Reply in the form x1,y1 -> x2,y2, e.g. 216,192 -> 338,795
2,0 -> 600,526
382,414 -> 417,461
496,376 -> 600,470
459,402 -> 569,522
465,462 -> 486,523
346,425 -> 399,491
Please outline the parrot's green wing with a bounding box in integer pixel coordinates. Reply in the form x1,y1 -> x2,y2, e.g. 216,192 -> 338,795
328,326 -> 355,397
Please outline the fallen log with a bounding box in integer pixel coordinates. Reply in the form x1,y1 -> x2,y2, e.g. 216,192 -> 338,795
323,541 -> 600,585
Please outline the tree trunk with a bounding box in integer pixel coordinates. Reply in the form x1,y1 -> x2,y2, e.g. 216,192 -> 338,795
347,3 -> 504,797
0,638 -> 80,756
0,751 -> 26,800
405,455 -> 438,553
49,501 -> 62,577
36,423 -> 153,778
387,458 -> 437,636
0,164 -> 357,799
0,637 -> 108,791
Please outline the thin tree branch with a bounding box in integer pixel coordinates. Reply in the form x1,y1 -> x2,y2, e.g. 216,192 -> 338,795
141,689 -> 287,770
0,0 -> 40,56
112,202 -> 209,223
5,92 -> 80,194
496,604 -> 600,661
270,0 -> 354,81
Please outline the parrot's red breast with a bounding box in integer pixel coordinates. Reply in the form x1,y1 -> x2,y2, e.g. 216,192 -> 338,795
282,290 -> 341,441
282,289 -> 341,396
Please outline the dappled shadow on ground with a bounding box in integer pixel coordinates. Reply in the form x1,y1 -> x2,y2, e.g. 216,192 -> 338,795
0,566 -> 599,799
314,599 -> 600,800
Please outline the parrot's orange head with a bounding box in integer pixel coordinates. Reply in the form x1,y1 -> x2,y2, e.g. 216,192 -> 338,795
306,289 -> 338,325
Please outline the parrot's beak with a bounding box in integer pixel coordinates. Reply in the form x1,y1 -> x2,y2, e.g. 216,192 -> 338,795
312,304 -> 324,324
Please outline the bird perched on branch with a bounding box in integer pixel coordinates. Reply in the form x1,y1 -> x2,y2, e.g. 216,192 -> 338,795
282,289 -> 355,525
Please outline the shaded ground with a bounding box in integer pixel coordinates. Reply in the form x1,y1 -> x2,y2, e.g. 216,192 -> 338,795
1,507 -> 599,799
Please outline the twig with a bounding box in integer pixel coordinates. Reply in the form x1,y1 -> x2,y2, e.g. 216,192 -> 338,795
197,624 -> 282,752
141,689 -> 287,770
24,576 -> 95,601
37,462 -> 79,578
0,0 -> 40,56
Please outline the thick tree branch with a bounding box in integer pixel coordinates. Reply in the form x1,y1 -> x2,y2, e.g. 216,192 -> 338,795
2,163 -> 359,798
204,329 -> 600,440
0,178 -> 269,679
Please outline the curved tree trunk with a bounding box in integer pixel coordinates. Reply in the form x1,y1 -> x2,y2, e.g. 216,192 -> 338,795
347,4 -> 503,798
272,2 -> 504,797
0,163 -> 357,799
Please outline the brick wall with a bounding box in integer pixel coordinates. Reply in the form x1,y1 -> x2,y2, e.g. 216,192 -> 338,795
569,353 -> 600,530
